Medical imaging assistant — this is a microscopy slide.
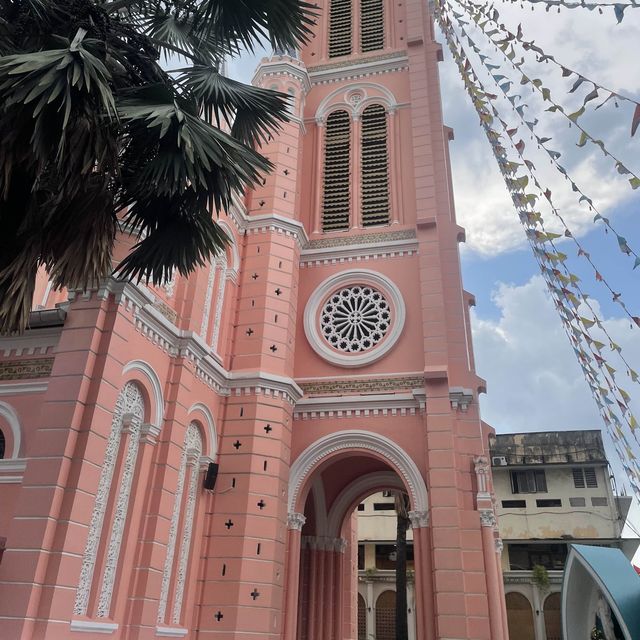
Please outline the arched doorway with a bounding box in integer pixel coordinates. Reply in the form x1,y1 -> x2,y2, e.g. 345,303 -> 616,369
544,592 -> 561,640
357,593 -> 367,640
376,590 -> 396,640
285,431 -> 430,640
505,592 -> 535,640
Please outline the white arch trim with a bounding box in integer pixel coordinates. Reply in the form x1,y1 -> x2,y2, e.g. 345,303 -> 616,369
122,360 -> 164,429
0,401 -> 21,458
326,471 -> 405,537
188,402 -> 218,460
216,220 -> 240,275
288,430 -> 428,515
316,82 -> 398,122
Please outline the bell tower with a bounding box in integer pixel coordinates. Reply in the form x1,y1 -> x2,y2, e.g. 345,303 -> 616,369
280,0 -> 507,638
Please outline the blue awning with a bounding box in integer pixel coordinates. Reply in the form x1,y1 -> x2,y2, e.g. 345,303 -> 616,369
562,544 -> 640,640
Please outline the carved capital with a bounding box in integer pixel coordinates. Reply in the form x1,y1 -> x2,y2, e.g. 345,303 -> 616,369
287,512 -> 306,531
334,537 -> 348,553
479,509 -> 497,528
139,423 -> 161,445
495,538 -> 504,554
408,510 -> 430,529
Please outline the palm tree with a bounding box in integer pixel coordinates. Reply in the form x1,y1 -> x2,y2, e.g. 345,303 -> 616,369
0,0 -> 316,333
394,490 -> 410,640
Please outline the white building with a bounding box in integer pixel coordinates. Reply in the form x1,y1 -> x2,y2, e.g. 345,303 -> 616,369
356,429 -> 638,640
491,430 -> 638,640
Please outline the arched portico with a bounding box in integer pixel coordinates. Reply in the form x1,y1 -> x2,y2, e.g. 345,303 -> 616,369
284,431 -> 433,640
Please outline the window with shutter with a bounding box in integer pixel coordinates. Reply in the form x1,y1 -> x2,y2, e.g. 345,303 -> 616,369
360,0 -> 385,52
329,0 -> 352,58
572,467 -> 585,488
584,467 -> 598,488
361,104 -> 390,227
322,110 -> 351,232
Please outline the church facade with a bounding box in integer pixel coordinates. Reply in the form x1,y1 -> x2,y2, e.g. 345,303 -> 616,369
0,1 -> 507,638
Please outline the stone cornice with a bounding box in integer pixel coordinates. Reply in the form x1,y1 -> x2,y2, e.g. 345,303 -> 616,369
252,57 -> 311,94
227,205 -> 310,250
294,391 -> 426,420
0,326 -> 62,358
77,279 -> 303,405
300,236 -> 418,266
307,52 -> 409,85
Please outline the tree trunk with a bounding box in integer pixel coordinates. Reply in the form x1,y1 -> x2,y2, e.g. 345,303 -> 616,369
394,492 -> 410,640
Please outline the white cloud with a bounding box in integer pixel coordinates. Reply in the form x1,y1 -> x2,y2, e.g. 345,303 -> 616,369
471,274 -> 640,544
439,4 -> 640,256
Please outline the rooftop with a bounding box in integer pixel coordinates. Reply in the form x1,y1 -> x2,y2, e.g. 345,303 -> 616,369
489,429 -> 607,467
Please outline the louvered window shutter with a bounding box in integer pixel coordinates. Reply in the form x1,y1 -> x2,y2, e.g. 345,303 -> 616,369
360,0 -> 385,52
329,0 -> 352,58
361,104 -> 390,227
322,110 -> 352,232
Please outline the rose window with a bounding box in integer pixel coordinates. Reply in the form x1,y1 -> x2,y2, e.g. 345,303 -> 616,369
320,285 -> 391,353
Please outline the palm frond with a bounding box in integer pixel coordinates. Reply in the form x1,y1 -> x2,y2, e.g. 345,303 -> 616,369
117,84 -> 271,210
196,0 -> 318,55
115,191 -> 229,284
178,65 -> 290,146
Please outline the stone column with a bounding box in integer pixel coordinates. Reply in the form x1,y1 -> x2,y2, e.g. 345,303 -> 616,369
409,509 -> 435,640
283,513 -> 305,640
480,509 -> 506,640
333,538 -> 347,640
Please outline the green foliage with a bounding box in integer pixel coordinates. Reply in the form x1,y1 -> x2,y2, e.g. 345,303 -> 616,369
0,0 -> 316,333
531,564 -> 550,592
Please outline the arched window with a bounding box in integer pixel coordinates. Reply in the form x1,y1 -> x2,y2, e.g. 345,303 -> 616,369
74,382 -> 146,618
322,110 -> 352,232
0,429 -> 5,459
360,0 -> 385,52
157,422 -> 203,625
329,0 -> 352,58
505,592 -> 535,640
375,590 -> 396,640
357,593 -> 367,640
361,104 -> 390,227
544,592 -> 562,640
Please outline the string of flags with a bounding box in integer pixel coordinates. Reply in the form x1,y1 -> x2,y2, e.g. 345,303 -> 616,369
434,0 -> 640,497
497,0 -> 639,23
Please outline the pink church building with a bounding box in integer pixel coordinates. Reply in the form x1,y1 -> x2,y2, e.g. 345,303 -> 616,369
0,1 -> 508,638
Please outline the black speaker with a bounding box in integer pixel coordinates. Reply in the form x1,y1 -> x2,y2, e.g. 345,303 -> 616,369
203,462 -> 219,491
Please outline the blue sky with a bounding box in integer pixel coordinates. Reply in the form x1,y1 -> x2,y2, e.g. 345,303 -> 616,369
228,3 -> 640,541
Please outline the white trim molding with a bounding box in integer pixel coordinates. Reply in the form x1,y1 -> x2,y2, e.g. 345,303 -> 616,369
0,400 -> 22,458
0,457 -> 27,484
308,52 -> 409,87
70,620 -> 118,634
0,382 -> 48,396
288,430 -> 428,515
156,627 -> 189,638
187,403 -> 217,460
294,390 -> 426,420
122,360 -> 164,430
303,270 -> 406,368
326,471 -> 405,537
300,237 -> 418,266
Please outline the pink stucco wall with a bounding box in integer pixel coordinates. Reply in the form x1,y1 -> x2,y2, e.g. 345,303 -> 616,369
0,1 -> 506,638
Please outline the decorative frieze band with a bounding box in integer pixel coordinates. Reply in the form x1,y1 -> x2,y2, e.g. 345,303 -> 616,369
307,52 -> 409,86
299,375 -> 424,396
0,358 -> 54,381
